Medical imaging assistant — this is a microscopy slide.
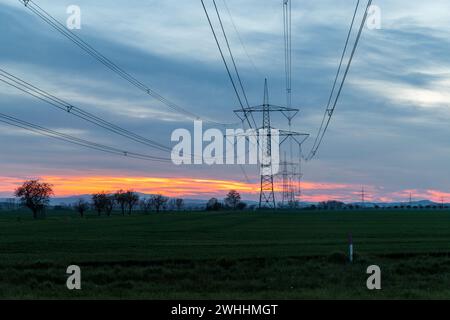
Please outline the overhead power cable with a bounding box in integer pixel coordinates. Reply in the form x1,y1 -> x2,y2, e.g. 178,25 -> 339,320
0,68 -> 171,152
213,0 -> 258,129
18,0 -> 238,127
201,0 -> 255,130
308,0 -> 360,158
221,0 -> 264,78
0,68 -> 212,163
0,112 -> 172,163
283,0 -> 292,110
201,0 -> 258,184
306,0 -> 371,161
283,0 -> 295,169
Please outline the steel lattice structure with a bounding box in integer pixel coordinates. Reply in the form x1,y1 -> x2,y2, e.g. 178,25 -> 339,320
235,80 -> 308,209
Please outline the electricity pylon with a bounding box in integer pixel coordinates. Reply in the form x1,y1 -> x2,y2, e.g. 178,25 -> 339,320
280,154 -> 303,206
234,79 -> 308,209
361,186 -> 366,207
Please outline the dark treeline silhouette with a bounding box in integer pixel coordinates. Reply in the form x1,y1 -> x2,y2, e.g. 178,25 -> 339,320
9,180 -> 187,218
10,180 -> 450,218
86,192 -> 187,216
206,190 -> 247,211
74,199 -> 89,217
302,200 -> 450,211
90,191 -> 171,216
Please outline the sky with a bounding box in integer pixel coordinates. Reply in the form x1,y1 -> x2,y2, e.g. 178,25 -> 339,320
0,0 -> 450,202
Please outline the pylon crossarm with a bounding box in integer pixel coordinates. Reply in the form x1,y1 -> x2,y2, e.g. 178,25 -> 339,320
234,105 -> 299,113
283,134 -> 309,146
280,110 -> 299,122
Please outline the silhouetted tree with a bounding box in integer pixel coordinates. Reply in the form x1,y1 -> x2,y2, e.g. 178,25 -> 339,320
15,180 -> 53,219
114,190 -> 128,215
206,197 -> 222,211
74,199 -> 89,217
167,198 -> 176,211
286,200 -> 300,209
224,190 -> 241,210
104,195 -> 114,216
236,202 -> 247,210
319,200 -> 345,210
150,194 -> 168,213
125,191 -> 139,214
92,192 -> 108,216
139,198 -> 153,214
175,198 -> 184,211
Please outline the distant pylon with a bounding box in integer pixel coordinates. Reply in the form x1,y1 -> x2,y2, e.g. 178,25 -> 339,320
280,153 -> 301,206
281,152 -> 289,204
296,143 -> 304,201
361,186 -> 365,207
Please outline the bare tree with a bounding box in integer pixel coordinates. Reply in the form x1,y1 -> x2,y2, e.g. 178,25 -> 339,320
104,195 -> 115,216
139,198 -> 153,214
92,192 -> 108,216
125,191 -> 139,215
74,199 -> 89,217
224,190 -> 241,210
15,180 -> 53,219
167,198 -> 184,211
114,189 -> 127,215
206,197 -> 222,211
150,194 -> 168,213
175,198 -> 184,211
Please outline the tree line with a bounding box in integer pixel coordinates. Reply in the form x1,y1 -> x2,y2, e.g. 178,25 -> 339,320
79,191 -> 181,217
13,180 -> 247,218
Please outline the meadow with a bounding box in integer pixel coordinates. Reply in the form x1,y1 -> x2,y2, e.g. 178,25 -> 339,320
1,209 -> 450,299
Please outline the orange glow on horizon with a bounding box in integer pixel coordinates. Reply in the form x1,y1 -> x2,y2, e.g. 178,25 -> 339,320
0,174 -> 448,203
0,175 -> 357,198
37,176 -> 257,197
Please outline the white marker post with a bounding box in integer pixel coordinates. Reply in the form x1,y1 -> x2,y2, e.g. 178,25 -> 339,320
349,233 -> 353,263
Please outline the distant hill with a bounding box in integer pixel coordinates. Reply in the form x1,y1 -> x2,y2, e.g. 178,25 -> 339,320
34,193 -> 258,209
349,200 -> 444,208
1,195 -> 446,210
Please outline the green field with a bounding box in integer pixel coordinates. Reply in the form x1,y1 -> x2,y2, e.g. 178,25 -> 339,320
1,209 -> 450,299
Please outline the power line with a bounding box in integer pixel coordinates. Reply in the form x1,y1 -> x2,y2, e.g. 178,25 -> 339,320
361,186 -> 365,207
0,112 -> 172,163
221,0 -> 265,78
308,0 -> 360,159
307,0 -> 371,160
18,0 -> 238,127
201,0 -> 260,184
201,0 -> 254,130
0,68 -> 171,152
0,68 -> 215,164
282,0 -> 303,203
283,0 -> 292,110
212,0 -> 257,127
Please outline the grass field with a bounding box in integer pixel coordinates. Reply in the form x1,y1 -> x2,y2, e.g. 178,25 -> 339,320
1,209 -> 450,299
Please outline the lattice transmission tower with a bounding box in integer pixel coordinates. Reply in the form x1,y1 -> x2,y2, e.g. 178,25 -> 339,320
235,79 -> 308,209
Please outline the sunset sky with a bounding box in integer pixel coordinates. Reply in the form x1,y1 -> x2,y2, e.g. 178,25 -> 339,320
1,0 -> 450,202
